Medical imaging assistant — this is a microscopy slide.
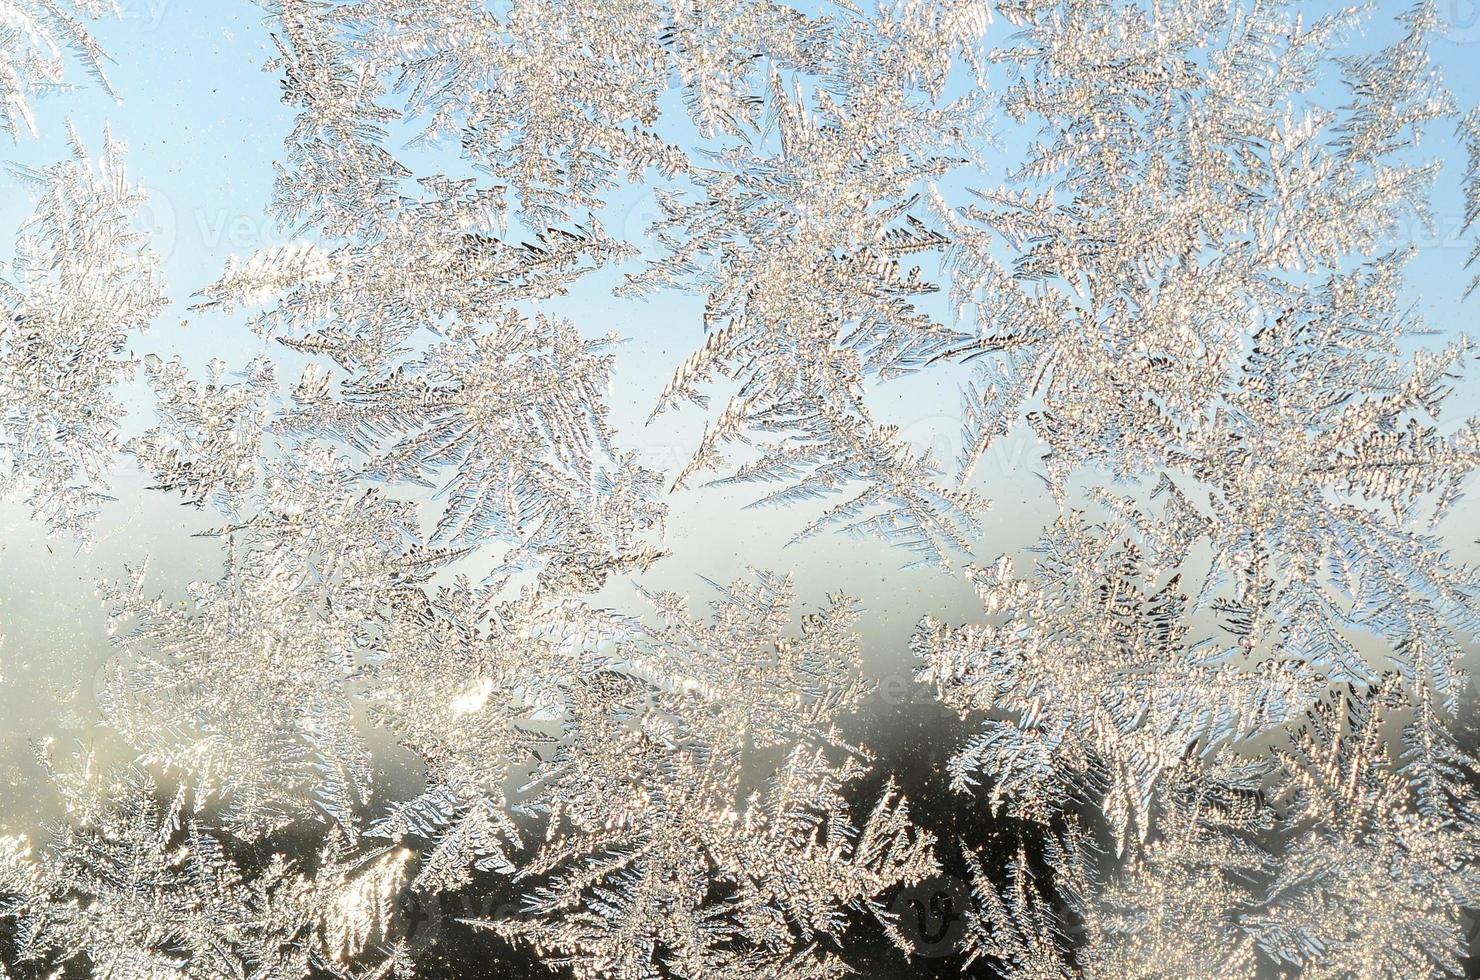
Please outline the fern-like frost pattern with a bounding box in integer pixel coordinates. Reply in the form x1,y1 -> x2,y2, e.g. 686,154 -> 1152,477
0,1 -> 1477,978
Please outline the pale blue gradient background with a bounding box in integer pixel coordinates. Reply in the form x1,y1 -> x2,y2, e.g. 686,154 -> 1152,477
0,0 -> 1478,828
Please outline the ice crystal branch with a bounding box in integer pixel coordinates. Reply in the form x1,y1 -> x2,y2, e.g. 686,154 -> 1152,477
126,354 -> 277,510
0,0 -> 118,140
461,574 -> 938,979
0,128 -> 165,540
0,761 -> 413,978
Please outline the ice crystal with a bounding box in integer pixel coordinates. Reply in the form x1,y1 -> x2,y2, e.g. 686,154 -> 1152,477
464,575 -> 938,979
0,761 -> 411,978
360,570 -> 938,976
960,764 -> 1271,978
236,0 -> 997,569
936,0 -> 1456,494
622,1 -> 992,567
916,508 -> 1322,850
1238,686 -> 1478,977
2,0 -> 1480,977
963,691 -> 1480,979
276,312 -> 666,577
0,0 -> 116,140
97,443 -> 456,838
0,128 -> 165,540
911,3 -> 1480,975
126,354 -> 277,510
99,551 -> 375,837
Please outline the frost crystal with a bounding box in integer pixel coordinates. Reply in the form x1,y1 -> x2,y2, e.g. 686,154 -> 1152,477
0,128 -> 165,540
914,3 -> 1480,976
1,1 -> 1479,977
0,1 -> 116,140
0,761 -> 412,978
466,575 -> 938,979
127,354 -> 276,510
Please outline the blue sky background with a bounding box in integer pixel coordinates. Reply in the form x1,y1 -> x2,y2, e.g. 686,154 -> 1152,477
1,0 -> 1479,824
